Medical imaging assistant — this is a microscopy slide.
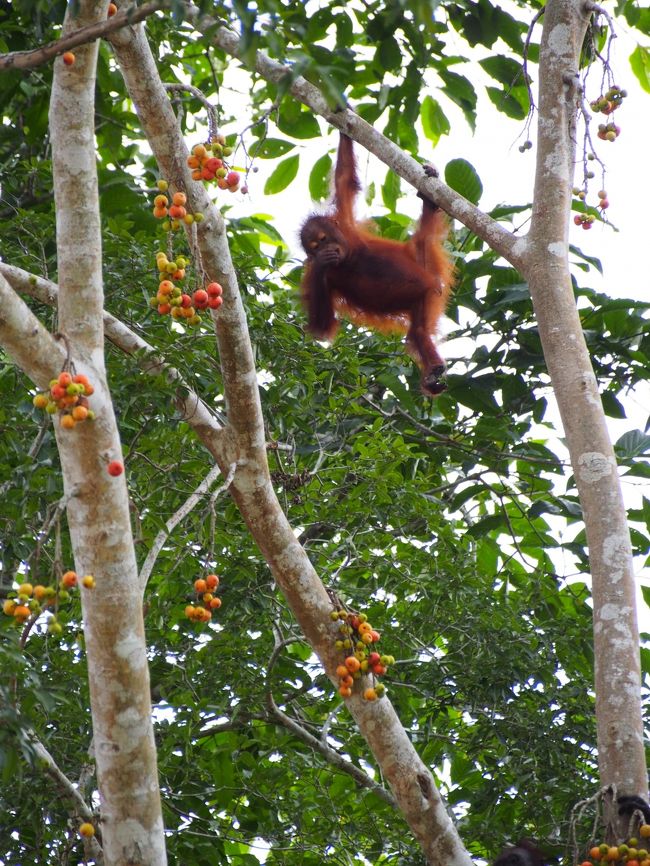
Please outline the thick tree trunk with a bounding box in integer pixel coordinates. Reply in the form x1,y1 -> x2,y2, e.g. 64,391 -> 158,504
528,0 -> 646,803
49,3 -> 167,863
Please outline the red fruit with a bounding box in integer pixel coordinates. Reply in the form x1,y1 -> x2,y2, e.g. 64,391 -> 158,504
157,303 -> 171,315
582,222 -> 592,230
168,204 -> 187,219
158,280 -> 174,294
50,384 -> 65,400
192,289 -> 209,309
206,282 -> 223,297
205,157 -> 222,172
205,574 -> 220,590
201,167 -> 216,181
599,199 -> 609,209
208,296 -> 223,309
217,178 -> 229,190
62,52 -> 75,66
338,685 -> 352,698
370,630 -> 380,642
180,293 -> 192,308
107,460 -> 124,477
573,215 -> 582,225
368,652 -> 381,665
172,191 -> 187,206
209,597 -> 222,609
349,615 -> 360,629
371,663 -> 387,676
226,171 -> 239,186
194,579 -> 207,593
336,664 -> 349,678
344,656 -> 361,672
58,372 -> 72,387
108,3 -> 117,16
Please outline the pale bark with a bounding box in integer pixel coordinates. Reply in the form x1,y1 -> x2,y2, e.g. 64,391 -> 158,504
527,0 -> 646,801
108,19 -> 473,866
49,2 -> 166,864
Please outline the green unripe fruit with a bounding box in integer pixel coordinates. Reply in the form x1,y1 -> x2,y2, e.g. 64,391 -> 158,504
149,297 -> 159,308
335,640 -> 343,650
375,683 -> 386,697
46,402 -> 58,414
58,590 -> 70,601
86,410 -> 96,421
342,639 -> 352,649
330,611 -> 339,621
162,220 -> 171,231
358,613 -> 368,623
194,212 -> 204,222
175,256 -> 188,268
48,621 -> 63,635
188,315 -> 201,325
222,145 -> 233,156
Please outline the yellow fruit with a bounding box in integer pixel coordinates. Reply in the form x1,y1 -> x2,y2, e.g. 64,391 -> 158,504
81,575 -> 95,589
3,599 -> 17,616
79,822 -> 95,837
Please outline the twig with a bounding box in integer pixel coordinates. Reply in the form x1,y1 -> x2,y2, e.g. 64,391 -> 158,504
29,733 -> 104,864
265,633 -> 396,807
138,462 -> 235,592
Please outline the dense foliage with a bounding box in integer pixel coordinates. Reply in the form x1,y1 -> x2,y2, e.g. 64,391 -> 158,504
1,1 -> 649,864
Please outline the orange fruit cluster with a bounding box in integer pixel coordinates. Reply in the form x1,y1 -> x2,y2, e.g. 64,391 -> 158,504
187,137 -> 240,192
331,609 -> 394,700
185,574 -> 222,623
33,371 -> 96,430
151,185 -> 204,232
582,828 -> 650,866
2,571 -> 92,634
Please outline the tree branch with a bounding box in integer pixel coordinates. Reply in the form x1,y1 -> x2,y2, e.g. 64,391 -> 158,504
138,462 -> 235,592
265,636 -> 396,807
184,3 -> 526,272
29,733 -> 104,864
0,1 -> 165,71
0,271 -> 65,387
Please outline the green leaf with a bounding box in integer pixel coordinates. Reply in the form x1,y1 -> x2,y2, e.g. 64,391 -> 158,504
444,158 -> 483,205
250,138 -> 296,159
264,155 -> 300,194
308,153 -> 333,201
421,96 -> 450,144
615,430 -> 650,459
630,45 -> 650,93
381,167 -> 401,211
